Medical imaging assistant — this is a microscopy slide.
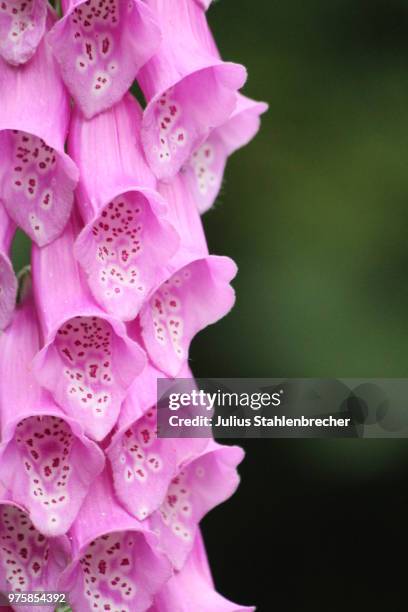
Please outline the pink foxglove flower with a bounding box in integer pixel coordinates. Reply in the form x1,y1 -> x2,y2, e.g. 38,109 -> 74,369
173,9 -> 267,212
31,218 -> 146,441
147,439 -> 244,570
47,0 -> 160,119
184,93 -> 268,214
58,469 -> 171,612
0,287 -> 105,536
108,365 -> 244,571
0,0 -> 47,66
0,0 -> 264,605
150,531 -> 254,612
70,94 -> 179,321
138,173 -> 237,377
138,0 -> 247,180
0,24 -> 79,246
0,489 -> 71,608
107,360 -> 206,520
0,202 -> 17,330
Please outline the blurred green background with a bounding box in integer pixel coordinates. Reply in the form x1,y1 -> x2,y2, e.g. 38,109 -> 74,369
197,0 -> 408,378
189,0 -> 408,475
192,1 -> 408,609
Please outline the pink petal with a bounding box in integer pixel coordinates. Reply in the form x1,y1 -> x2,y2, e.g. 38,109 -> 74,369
137,174 -> 237,377
0,26 -> 78,246
47,0 -> 161,118
0,290 -> 105,536
69,95 -> 179,321
139,0 -> 246,180
31,217 -> 146,441
109,412 -> 178,522
150,531 -> 255,612
0,0 -> 47,65
140,255 -> 236,377
215,94 -> 269,157
0,130 -> 78,247
0,497 -> 70,611
0,414 -> 105,538
59,470 -> 171,612
149,441 -> 244,570
184,94 -> 268,213
0,202 -> 16,330
107,360 -> 208,521
107,362 -> 177,522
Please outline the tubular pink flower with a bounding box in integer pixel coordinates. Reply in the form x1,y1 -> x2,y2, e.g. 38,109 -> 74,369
138,174 -> 237,377
184,93 -> 268,213
138,0 -> 247,180
31,218 -> 146,442
59,469 -> 172,612
173,12 -> 268,212
47,0 -> 161,119
0,493 -> 70,608
0,289 -> 105,537
150,531 -> 255,612
0,0 -> 47,66
107,360 -> 206,521
0,26 -> 79,247
0,202 -> 17,330
106,354 -> 243,569
70,94 -> 179,321
148,439 -> 244,570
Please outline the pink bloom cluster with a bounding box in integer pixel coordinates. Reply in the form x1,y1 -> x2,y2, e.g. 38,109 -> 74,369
0,0 -> 266,610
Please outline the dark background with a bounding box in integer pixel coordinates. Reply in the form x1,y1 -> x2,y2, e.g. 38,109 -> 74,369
192,1 -> 408,610
11,0 -> 408,610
